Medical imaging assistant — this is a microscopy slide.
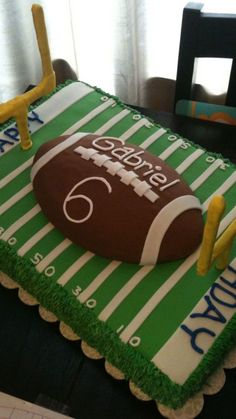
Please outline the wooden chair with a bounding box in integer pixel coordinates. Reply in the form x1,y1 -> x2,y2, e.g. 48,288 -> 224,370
174,2 -> 236,112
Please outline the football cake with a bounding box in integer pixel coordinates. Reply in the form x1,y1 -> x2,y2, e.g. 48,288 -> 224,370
0,4 -> 236,418
1,79 -> 236,416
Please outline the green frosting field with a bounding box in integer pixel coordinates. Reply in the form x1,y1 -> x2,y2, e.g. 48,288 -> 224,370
0,81 -> 236,408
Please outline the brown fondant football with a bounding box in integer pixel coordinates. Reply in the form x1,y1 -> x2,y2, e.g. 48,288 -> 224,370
31,133 -> 204,265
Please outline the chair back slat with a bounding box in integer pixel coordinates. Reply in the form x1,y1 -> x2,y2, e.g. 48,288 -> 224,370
174,2 -> 236,110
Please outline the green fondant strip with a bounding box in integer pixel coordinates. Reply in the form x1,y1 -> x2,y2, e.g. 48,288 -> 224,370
64,256 -> 111,293
1,170 -> 30,202
1,241 -> 236,409
9,214 -> 50,251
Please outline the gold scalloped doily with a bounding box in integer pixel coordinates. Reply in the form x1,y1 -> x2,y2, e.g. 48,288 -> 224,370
1,270 -> 236,418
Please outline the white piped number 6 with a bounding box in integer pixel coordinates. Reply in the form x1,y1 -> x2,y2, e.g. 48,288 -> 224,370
63,176 -> 112,223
